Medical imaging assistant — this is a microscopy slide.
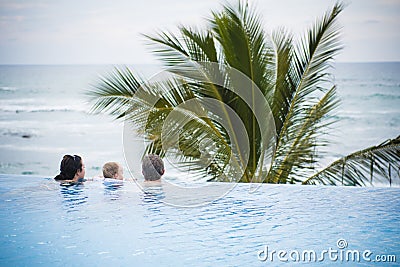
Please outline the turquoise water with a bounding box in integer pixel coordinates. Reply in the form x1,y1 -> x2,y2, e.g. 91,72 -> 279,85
0,63 -> 399,179
0,174 -> 399,266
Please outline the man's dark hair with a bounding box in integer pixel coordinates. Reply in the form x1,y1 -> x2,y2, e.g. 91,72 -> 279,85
142,154 -> 164,181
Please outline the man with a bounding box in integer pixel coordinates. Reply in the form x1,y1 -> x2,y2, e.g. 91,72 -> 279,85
142,154 -> 164,183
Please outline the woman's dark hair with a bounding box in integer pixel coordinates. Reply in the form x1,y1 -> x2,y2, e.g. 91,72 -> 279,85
54,155 -> 83,181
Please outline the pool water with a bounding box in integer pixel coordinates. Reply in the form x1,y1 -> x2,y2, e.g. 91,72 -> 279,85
0,174 -> 399,266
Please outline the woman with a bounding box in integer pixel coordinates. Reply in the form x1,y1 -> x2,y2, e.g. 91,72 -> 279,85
54,155 -> 86,185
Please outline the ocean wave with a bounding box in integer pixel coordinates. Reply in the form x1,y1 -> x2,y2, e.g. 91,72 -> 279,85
0,105 -> 88,113
339,110 -> 400,116
0,98 -> 89,113
1,129 -> 38,138
0,86 -> 17,92
0,143 -> 68,152
354,82 -> 400,88
365,93 -> 400,100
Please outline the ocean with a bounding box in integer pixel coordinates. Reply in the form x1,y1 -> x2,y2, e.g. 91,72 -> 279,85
0,63 -> 399,179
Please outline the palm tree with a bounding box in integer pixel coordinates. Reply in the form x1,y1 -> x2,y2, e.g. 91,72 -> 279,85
88,1 -> 399,186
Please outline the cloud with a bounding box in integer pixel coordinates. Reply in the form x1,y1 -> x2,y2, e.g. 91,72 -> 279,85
364,19 -> 380,24
0,1 -> 47,10
0,15 -> 25,34
0,0 -> 399,64
380,0 -> 400,5
0,15 -> 25,22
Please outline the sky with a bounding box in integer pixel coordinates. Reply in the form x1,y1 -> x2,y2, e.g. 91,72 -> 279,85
0,0 -> 399,64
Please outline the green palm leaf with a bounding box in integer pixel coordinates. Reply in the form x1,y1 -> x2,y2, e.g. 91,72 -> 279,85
87,67 -> 144,119
210,1 -> 273,91
268,86 -> 339,183
303,136 -> 400,186
271,28 -> 296,136
268,2 -> 344,183
210,2 -> 276,181
144,31 -> 189,67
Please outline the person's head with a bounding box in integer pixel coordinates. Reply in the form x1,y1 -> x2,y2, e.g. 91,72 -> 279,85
142,154 -> 164,181
54,155 -> 85,182
102,162 -> 124,180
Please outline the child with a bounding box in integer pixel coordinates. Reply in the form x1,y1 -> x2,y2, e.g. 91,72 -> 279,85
102,162 -> 124,186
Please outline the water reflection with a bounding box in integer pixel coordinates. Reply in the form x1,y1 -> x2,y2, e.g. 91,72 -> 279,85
103,181 -> 123,201
59,184 -> 88,213
140,183 -> 165,204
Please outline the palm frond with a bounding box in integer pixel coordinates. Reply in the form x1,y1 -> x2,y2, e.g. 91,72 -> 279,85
271,28 -> 296,136
210,1 -> 272,93
144,26 -> 218,67
87,67 -> 144,119
268,86 -> 339,183
144,31 -> 190,67
269,2 -> 344,183
293,2 -> 344,91
303,136 -> 400,186
180,27 -> 218,63
209,1 -> 276,181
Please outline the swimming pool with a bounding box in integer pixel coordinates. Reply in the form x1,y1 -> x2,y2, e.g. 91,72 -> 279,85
1,174 -> 399,266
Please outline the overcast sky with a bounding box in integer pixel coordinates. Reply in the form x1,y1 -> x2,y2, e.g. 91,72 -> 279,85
0,0 -> 399,64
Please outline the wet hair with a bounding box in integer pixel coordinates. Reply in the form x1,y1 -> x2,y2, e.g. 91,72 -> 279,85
142,154 -> 164,181
102,162 -> 120,178
54,155 -> 83,181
